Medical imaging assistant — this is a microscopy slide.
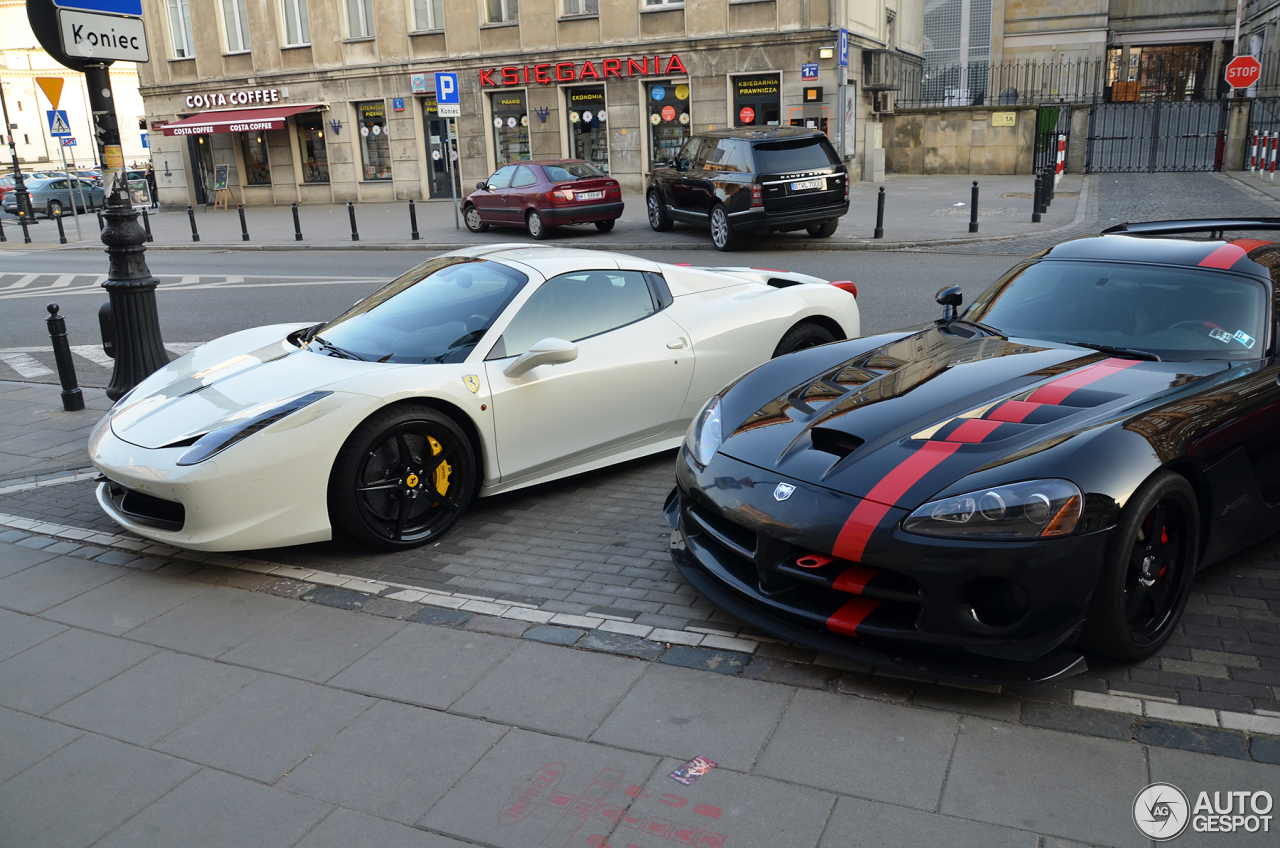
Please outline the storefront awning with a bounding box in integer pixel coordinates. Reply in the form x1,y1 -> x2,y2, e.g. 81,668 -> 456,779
161,104 -> 323,137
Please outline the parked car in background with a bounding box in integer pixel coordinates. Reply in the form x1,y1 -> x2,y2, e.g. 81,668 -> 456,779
0,175 -> 14,203
1,176 -> 105,218
646,127 -> 849,251
463,160 -> 623,240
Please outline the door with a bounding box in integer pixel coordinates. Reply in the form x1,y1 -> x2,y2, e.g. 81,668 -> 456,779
473,165 -> 516,224
187,136 -> 215,205
425,115 -> 461,199
670,137 -> 710,220
46,179 -> 70,214
484,269 -> 694,483
506,164 -> 541,225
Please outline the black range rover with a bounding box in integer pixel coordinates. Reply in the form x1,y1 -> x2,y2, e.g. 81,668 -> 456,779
645,127 -> 849,251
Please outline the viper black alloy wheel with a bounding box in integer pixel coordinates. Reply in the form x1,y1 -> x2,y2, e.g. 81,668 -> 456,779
1081,471 -> 1198,662
647,191 -> 673,231
330,405 -> 476,550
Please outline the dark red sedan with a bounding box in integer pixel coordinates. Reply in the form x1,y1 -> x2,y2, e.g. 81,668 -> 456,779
463,159 -> 623,239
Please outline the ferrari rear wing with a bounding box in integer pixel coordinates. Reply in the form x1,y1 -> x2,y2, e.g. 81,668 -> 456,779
1102,218 -> 1280,237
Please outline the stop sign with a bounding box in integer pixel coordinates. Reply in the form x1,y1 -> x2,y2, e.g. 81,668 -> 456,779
1226,55 -> 1262,89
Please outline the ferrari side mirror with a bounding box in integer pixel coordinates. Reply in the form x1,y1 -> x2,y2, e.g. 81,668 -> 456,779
504,337 -> 579,379
936,285 -> 963,322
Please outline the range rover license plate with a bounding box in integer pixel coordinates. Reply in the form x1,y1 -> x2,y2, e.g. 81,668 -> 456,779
790,178 -> 824,192
577,190 -> 604,200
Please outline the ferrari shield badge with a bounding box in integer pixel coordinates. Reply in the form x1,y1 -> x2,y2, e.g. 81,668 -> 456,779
463,375 -> 480,394
773,482 -> 796,501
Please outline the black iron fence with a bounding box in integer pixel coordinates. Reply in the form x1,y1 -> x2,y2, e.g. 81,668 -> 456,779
897,51 -> 1280,109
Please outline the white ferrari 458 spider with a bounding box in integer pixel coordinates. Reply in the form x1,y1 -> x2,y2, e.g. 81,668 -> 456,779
90,245 -> 860,551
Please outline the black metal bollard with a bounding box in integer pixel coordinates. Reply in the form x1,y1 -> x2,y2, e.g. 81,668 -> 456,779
187,205 -> 200,242
292,202 -> 303,241
18,211 -> 31,244
0,212 -> 6,242
969,181 -> 979,234
1038,172 -> 1051,215
1031,174 -> 1043,224
141,208 -> 153,242
409,199 -> 420,241
873,186 -> 885,239
54,209 -> 67,244
1046,169 -> 1056,203
348,201 -> 360,241
238,204 -> 250,241
45,303 -> 84,412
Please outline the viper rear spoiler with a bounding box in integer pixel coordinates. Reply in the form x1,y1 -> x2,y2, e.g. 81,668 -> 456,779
1102,218 -> 1280,236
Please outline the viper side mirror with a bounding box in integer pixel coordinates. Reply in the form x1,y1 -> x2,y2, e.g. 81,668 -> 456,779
936,285 -> 963,323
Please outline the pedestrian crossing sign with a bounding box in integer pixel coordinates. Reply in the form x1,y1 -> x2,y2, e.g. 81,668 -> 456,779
47,110 -> 72,137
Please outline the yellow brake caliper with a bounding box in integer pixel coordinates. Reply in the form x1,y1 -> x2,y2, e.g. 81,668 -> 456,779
427,436 -> 451,497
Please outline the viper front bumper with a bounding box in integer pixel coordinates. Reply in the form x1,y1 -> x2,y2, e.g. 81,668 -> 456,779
668,450 -> 1112,684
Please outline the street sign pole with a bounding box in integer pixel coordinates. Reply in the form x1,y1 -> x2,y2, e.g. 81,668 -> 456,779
36,78 -> 83,239
447,117 -> 458,230
435,71 -> 462,230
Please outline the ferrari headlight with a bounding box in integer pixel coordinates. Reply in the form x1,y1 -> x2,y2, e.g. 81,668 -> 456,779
903,479 -> 1082,540
177,391 -> 331,466
687,396 -> 723,467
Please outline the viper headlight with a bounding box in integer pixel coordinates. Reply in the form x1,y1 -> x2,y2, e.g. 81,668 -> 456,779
176,391 -> 331,466
687,396 -> 723,467
903,478 -> 1082,540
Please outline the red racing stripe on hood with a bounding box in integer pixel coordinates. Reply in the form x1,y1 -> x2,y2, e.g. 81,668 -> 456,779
826,596 -> 880,637
832,441 -> 961,562
1025,358 -> 1139,405
946,418 -> 1002,443
1198,243 -> 1248,270
987,400 -> 1041,423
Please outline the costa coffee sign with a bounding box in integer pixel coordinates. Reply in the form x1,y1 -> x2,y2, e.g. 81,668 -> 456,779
480,54 -> 688,87
184,88 -> 282,109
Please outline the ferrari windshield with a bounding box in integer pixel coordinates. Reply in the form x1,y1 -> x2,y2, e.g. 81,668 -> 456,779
312,257 -> 527,364
964,259 -> 1269,360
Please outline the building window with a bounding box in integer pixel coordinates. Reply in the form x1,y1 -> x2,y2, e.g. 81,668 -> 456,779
222,0 -> 250,52
345,0 -> 373,37
281,0 -> 311,46
167,0 -> 194,58
356,101 -> 392,180
490,91 -> 529,167
567,86 -> 608,172
412,0 -> 444,30
646,80 -> 690,168
241,133 -> 271,185
297,113 -> 328,182
564,0 -> 597,14
488,0 -> 517,23
644,0 -> 681,6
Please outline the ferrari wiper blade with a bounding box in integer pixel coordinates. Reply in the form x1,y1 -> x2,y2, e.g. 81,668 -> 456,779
308,336 -> 364,361
1064,341 -> 1161,362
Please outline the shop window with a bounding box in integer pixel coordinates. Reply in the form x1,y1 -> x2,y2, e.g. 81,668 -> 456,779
345,0 -> 373,37
564,0 -> 597,14
166,0 -> 194,58
296,113 -> 329,183
412,0 -> 444,30
241,133 -> 271,185
281,0 -> 311,46
490,91 -> 529,167
356,101 -> 392,181
646,81 -> 690,169
222,0 -> 250,52
567,86 -> 608,173
488,0 -> 518,23
733,74 -> 781,126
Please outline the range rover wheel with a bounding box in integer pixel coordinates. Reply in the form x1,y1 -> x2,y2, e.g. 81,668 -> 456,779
647,191 -> 673,232
807,219 -> 839,238
709,205 -> 740,252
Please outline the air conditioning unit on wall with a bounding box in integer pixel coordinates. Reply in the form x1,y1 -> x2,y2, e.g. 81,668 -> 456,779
874,91 -> 896,113
863,50 -> 900,91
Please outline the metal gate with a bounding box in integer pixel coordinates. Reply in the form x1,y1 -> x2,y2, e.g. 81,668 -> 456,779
1034,106 -> 1069,175
1085,101 -> 1228,173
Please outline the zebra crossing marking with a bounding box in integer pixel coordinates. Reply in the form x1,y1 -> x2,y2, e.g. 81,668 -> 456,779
0,342 -> 208,379
0,352 -> 54,378
70,345 -> 113,368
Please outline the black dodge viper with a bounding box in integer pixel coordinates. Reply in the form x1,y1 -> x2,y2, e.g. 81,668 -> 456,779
666,220 -> 1280,683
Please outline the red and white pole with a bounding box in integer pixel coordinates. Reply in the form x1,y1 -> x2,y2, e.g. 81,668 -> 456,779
1249,129 -> 1259,172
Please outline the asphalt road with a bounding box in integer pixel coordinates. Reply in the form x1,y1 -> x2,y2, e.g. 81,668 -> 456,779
0,249 -> 1023,350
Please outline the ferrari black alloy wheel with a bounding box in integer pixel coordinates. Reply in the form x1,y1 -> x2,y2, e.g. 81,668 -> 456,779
1081,471 -> 1198,661
330,404 -> 476,550
772,323 -> 836,358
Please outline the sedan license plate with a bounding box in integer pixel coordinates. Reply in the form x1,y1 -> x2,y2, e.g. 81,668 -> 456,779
577,190 -> 604,200
790,178 -> 825,192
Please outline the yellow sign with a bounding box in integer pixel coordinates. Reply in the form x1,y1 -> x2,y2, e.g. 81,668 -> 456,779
675,84 -> 689,101
36,77 -> 64,110
104,145 -> 124,171
463,375 -> 480,394
406,473 -> 419,488
991,112 -> 1017,127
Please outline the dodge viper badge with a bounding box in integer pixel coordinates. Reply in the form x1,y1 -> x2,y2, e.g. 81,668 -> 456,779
773,482 -> 796,501
463,375 -> 480,394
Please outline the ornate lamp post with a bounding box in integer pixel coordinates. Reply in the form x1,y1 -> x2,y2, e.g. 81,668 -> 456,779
0,81 -> 36,221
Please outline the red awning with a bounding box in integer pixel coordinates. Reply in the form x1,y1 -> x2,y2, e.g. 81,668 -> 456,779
161,105 -> 321,137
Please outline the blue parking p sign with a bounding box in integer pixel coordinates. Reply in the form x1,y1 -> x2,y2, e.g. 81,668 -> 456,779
53,0 -> 143,16
435,72 -> 460,117
838,29 -> 849,68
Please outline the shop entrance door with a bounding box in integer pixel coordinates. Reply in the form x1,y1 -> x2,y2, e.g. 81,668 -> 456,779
187,136 -> 215,205
422,99 -> 461,199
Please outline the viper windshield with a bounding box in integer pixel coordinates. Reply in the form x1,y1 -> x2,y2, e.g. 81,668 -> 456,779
312,257 -> 528,364
964,260 -> 1269,361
